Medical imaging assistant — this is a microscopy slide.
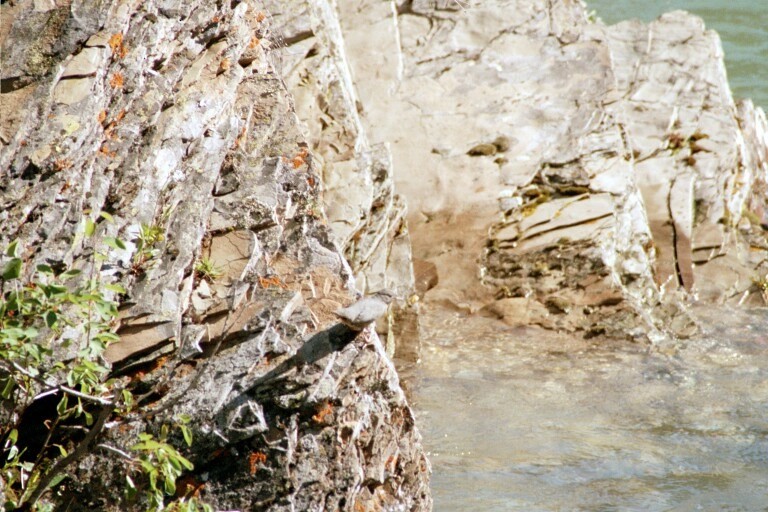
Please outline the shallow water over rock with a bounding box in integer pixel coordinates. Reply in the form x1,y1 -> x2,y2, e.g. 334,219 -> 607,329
401,306 -> 768,510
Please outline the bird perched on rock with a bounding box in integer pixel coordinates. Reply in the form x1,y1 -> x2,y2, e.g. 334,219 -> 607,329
334,289 -> 397,331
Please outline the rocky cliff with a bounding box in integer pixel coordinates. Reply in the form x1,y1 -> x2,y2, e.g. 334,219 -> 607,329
2,0 -> 768,509
0,0 -> 429,510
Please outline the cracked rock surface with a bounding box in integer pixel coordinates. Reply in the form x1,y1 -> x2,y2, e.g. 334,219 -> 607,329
0,0 -> 430,510
338,0 -> 768,341
3,0 -> 768,508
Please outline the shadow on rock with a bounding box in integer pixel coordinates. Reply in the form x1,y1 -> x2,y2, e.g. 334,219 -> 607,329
248,323 -> 359,390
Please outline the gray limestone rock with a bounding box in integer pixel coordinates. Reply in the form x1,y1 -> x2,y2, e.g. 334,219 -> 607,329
337,0 -> 768,341
0,0 -> 430,510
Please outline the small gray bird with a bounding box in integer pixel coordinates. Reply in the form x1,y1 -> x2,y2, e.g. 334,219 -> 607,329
334,289 -> 397,331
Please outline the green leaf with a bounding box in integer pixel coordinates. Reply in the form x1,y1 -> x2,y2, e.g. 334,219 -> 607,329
5,240 -> 19,257
94,300 -> 117,320
132,440 -> 164,453
84,218 -> 96,237
53,444 -> 68,457
149,470 -> 158,492
94,332 -> 119,344
168,456 -> 182,472
164,475 -> 176,495
140,459 -> 156,474
61,269 -> 82,280
7,428 -> 18,444
36,264 -> 54,274
178,454 -> 194,471
44,284 -> 68,297
104,237 -> 127,250
105,283 -> 127,294
2,258 -> 22,280
1,378 -> 15,399
99,211 -> 115,223
83,409 -> 94,426
122,389 -> 134,408
45,310 -> 58,328
180,425 -> 193,447
3,327 -> 28,340
125,474 -> 136,491
57,394 -> 69,416
46,472 -> 67,494
22,327 -> 39,339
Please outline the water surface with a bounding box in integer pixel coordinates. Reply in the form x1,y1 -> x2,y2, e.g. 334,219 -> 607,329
402,306 -> 768,510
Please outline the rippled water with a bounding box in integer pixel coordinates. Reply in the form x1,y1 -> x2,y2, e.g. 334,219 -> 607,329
401,306 -> 768,510
586,0 -> 768,109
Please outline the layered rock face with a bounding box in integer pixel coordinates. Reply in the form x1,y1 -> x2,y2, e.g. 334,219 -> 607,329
338,0 -> 768,341
265,0 -> 419,356
3,0 -> 768,508
0,0 -> 429,510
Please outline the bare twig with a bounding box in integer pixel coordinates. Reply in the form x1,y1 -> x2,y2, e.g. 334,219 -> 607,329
58,385 -> 113,405
97,443 -> 134,461
5,360 -> 113,406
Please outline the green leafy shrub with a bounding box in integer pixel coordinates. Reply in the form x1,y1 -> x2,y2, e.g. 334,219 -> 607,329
127,417 -> 211,512
0,230 -> 210,511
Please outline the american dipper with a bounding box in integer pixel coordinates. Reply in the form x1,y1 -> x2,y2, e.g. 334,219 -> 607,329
334,289 -> 397,331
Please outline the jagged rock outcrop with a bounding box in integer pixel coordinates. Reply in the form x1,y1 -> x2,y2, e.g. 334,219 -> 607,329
264,0 -> 420,357
3,0 -> 767,507
0,0 -> 430,510
337,0 -> 768,341
599,13 -> 768,306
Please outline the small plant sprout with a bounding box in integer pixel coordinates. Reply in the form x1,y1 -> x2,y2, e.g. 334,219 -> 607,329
131,223 -> 164,274
194,257 -> 223,283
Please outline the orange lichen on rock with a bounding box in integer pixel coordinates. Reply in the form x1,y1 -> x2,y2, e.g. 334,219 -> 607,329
217,57 -> 231,75
291,148 -> 309,169
312,402 -> 333,424
109,72 -> 124,89
98,143 -> 116,158
108,33 -> 128,58
258,275 -> 286,289
101,109 -> 127,140
233,126 -> 247,149
248,451 -> 267,476
53,158 -> 73,172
